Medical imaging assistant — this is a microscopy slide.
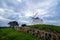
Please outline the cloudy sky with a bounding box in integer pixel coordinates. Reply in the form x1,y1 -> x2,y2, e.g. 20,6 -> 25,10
0,0 -> 60,26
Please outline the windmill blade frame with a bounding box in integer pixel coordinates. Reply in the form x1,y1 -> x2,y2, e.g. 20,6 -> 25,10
29,11 -> 43,24
33,12 -> 38,17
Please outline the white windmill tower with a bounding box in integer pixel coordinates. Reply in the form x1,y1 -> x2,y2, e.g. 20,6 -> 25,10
30,12 -> 43,25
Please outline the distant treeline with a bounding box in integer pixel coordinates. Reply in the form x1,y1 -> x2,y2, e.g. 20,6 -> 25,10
0,27 -> 10,29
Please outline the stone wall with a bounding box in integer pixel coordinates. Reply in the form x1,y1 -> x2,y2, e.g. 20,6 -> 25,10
15,26 -> 60,40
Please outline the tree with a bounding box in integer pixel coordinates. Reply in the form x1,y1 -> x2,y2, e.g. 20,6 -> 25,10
21,24 -> 26,27
8,21 -> 19,28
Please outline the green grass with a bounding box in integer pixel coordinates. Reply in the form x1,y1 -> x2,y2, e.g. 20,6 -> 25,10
0,28 -> 41,40
27,24 -> 60,34
0,24 -> 60,40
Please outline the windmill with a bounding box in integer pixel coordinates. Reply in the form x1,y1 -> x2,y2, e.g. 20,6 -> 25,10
30,12 -> 43,25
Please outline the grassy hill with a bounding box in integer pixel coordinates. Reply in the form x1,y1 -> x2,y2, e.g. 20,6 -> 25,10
0,24 -> 60,40
27,24 -> 60,34
0,28 -> 41,40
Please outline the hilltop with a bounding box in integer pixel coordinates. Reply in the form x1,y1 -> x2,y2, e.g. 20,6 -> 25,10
27,24 -> 60,34
0,24 -> 60,40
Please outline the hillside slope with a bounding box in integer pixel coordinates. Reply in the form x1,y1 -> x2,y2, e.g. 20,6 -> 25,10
27,24 -> 60,34
0,28 -> 41,40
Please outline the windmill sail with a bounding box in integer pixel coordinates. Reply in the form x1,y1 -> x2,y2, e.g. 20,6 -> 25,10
30,11 -> 43,24
33,12 -> 38,17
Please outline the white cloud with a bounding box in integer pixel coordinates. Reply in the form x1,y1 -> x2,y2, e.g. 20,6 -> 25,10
17,0 -> 22,2
0,8 -> 5,12
21,0 -> 58,17
0,0 -> 59,26
0,16 -> 12,21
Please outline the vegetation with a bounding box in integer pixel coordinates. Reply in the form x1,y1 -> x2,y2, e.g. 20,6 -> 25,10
27,24 -> 60,34
0,28 -> 41,40
21,24 -> 27,27
0,24 -> 60,40
8,21 -> 19,28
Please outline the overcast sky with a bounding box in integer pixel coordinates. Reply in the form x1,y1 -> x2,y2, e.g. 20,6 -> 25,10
0,0 -> 60,26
